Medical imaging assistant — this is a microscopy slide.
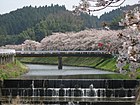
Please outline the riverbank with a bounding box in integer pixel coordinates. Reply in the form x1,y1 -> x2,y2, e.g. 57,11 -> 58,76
18,57 -> 118,71
19,56 -> 137,79
19,56 -> 112,67
0,60 -> 28,80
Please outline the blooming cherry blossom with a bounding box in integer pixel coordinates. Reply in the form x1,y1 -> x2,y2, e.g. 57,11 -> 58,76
73,0 -> 126,15
116,6 -> 140,77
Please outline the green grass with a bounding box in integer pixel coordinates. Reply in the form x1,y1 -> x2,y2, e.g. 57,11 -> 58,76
62,57 -> 106,67
19,57 -> 108,68
96,58 -> 117,71
0,60 -> 28,80
19,57 -> 58,64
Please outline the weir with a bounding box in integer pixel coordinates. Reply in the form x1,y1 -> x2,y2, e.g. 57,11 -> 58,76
0,79 -> 139,105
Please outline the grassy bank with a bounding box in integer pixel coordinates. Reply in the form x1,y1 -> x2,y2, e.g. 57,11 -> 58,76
19,57 -> 117,71
0,60 -> 28,80
19,57 -> 130,79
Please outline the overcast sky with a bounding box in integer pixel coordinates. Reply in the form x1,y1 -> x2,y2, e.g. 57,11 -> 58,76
0,0 -> 139,17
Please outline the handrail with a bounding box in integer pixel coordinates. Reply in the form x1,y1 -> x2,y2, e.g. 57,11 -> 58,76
16,50 -> 109,54
0,49 -> 16,55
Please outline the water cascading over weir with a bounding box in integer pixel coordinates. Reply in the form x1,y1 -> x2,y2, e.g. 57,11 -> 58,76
0,79 -> 140,105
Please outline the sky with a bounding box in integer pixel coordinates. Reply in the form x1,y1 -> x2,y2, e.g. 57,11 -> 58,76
0,0 -> 139,17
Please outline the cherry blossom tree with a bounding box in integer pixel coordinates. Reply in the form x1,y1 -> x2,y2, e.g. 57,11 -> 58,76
73,0 -> 126,15
23,40 -> 41,51
72,0 -> 140,77
1,40 -> 41,51
115,6 -> 140,77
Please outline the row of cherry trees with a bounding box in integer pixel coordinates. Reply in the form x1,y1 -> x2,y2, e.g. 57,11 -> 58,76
1,29 -> 125,52
1,28 -> 135,53
41,29 -> 120,51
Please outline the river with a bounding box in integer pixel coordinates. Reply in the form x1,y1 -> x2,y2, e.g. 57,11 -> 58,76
21,64 -> 117,79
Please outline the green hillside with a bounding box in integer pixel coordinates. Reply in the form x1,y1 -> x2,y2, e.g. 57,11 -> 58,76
0,5 -> 98,45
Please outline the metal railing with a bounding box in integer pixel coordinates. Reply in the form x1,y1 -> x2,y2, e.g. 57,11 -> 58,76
16,50 -> 110,55
0,49 -> 15,55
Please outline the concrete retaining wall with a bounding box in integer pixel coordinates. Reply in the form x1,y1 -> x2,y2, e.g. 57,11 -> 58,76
0,49 -> 15,64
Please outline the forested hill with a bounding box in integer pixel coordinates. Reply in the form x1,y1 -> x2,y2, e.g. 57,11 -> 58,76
0,4 -> 139,46
0,5 -> 99,45
0,5 -> 66,35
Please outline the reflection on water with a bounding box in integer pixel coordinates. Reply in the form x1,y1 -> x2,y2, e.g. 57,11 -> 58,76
21,64 -> 116,79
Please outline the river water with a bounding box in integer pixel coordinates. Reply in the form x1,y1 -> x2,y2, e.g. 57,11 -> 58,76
21,64 -> 116,79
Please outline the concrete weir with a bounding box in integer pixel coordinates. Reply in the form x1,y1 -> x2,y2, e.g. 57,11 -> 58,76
0,79 -> 140,105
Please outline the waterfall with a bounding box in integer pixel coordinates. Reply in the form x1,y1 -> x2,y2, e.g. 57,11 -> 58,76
32,80 -> 35,97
